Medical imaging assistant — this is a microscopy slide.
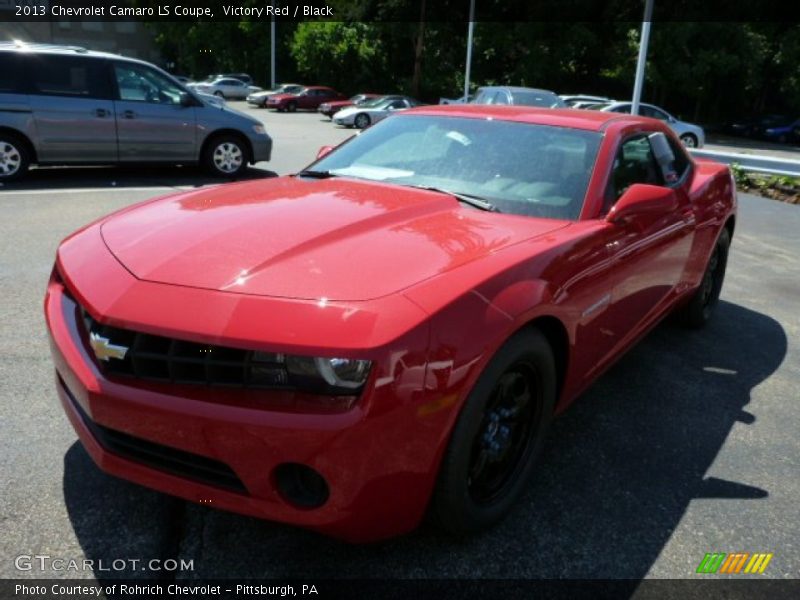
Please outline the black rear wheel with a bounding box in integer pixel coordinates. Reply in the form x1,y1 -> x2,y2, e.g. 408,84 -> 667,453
680,228 -> 731,328
0,133 -> 30,181
432,328 -> 556,535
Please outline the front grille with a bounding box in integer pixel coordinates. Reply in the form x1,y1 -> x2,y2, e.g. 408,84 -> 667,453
60,376 -> 247,494
81,310 -> 290,390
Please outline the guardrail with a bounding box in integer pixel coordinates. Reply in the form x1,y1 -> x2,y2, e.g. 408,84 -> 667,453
690,148 -> 800,178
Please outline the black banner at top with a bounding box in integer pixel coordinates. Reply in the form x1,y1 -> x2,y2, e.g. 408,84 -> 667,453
1,0 -> 799,22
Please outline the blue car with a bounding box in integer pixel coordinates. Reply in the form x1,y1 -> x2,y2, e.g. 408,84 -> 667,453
755,115 -> 800,144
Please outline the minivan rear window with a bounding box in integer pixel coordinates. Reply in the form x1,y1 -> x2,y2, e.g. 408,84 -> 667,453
0,53 -> 23,93
30,55 -> 111,99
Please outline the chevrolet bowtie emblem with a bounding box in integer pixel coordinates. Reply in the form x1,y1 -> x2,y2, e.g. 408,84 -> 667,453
89,332 -> 129,362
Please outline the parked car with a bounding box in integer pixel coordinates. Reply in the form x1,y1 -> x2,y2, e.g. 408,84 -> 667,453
189,77 -> 262,100
560,94 -> 612,108
0,42 -> 272,180
247,83 -> 304,107
266,86 -> 344,112
319,93 -> 381,118
333,95 -> 422,128
754,116 -> 800,143
439,94 -> 475,105
472,86 -> 567,108
594,101 -> 706,148
45,104 -> 736,542
206,73 -> 254,86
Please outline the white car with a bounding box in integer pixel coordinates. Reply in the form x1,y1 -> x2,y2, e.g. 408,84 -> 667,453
247,83 -> 304,107
333,96 -> 421,129
594,101 -> 706,148
188,77 -> 262,100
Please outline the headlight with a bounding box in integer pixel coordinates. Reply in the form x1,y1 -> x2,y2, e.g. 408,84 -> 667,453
765,128 -> 776,134
252,125 -> 266,135
252,352 -> 372,395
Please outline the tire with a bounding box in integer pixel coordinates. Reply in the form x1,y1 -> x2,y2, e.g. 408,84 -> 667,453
354,113 -> 371,129
0,133 -> 30,182
287,101 -> 297,113
214,91 -> 224,99
202,134 -> 249,178
680,228 -> 731,328
432,328 -> 556,535
679,133 -> 698,148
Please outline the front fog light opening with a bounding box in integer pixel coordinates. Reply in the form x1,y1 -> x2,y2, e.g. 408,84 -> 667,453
274,463 -> 329,509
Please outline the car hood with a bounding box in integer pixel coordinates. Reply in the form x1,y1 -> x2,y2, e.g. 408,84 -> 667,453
335,106 -> 369,118
100,177 -> 568,301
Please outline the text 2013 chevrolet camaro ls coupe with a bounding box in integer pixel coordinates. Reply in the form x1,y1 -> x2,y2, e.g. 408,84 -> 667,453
45,106 -> 736,542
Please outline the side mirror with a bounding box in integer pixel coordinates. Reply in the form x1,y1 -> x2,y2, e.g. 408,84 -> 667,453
606,183 -> 678,225
179,92 -> 193,107
317,145 -> 334,159
648,132 -> 678,181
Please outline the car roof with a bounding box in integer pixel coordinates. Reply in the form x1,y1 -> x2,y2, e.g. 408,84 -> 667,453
402,104 -> 642,131
479,86 -> 558,95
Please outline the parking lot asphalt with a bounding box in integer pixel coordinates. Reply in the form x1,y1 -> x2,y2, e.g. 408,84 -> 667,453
0,104 -> 798,582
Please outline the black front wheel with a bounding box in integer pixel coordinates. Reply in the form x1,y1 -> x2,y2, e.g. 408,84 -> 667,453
0,133 -> 30,181
354,113 -> 371,129
202,135 -> 249,178
432,328 -> 556,535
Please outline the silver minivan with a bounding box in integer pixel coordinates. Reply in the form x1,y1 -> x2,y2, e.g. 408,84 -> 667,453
0,43 -> 272,181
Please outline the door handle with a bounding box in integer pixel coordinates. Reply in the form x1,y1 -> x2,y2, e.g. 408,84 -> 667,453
94,108 -> 108,118
122,110 -> 136,119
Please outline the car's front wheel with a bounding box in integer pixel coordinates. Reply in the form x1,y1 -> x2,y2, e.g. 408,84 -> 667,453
286,101 -> 297,113
680,228 -> 731,328
432,328 -> 556,535
203,135 -> 249,178
0,133 -> 30,182
680,133 -> 698,148
214,91 -> 224,99
354,113 -> 371,129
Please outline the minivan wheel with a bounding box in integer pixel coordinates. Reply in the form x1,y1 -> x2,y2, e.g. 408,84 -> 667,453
432,328 -> 556,535
0,134 -> 29,181
203,135 -> 248,178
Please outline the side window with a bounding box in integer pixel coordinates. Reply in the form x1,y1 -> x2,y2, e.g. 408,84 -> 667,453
664,135 -> 690,182
30,55 -> 111,99
604,136 -> 664,211
611,104 -> 631,114
0,54 -> 23,93
494,91 -> 509,105
114,63 -> 183,104
642,106 -> 669,121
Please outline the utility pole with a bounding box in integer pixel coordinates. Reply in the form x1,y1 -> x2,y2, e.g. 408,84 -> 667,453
631,0 -> 654,115
463,0 -> 475,102
270,2 -> 276,88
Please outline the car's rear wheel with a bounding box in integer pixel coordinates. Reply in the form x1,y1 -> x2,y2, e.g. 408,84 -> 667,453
680,133 -> 698,148
203,135 -> 248,178
432,329 -> 556,535
0,133 -> 30,182
287,101 -> 297,113
680,228 -> 731,328
354,113 -> 371,129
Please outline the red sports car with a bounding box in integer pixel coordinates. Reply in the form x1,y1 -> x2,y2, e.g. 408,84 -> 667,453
319,93 -> 381,118
266,86 -> 344,112
45,106 -> 736,542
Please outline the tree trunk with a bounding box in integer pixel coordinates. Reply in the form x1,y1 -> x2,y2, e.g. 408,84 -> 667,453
411,0 -> 426,98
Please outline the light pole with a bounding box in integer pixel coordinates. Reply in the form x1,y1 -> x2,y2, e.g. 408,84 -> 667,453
631,0 -> 654,115
463,0 -> 475,102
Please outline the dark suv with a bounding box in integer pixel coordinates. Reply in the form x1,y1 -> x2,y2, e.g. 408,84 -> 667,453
0,43 -> 272,181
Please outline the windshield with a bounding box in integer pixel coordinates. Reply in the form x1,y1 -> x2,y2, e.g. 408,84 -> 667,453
311,115 -> 601,220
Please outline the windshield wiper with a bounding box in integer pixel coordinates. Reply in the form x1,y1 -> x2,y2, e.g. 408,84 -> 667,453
409,185 -> 500,212
294,169 -> 336,179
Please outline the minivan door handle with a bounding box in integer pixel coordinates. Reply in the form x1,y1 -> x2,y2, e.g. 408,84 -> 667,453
122,110 -> 136,119
94,108 -> 109,118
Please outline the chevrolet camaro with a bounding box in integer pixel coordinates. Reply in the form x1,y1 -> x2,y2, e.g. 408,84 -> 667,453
45,106 -> 736,542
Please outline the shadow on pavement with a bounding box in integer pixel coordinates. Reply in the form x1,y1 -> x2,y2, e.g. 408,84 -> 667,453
63,300 -> 786,581
1,165 -> 277,192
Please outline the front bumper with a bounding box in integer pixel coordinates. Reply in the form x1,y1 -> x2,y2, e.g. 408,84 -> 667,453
45,227 -> 448,542
248,132 -> 272,162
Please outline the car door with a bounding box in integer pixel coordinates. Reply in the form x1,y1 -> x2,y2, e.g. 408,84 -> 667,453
26,53 -> 117,163
112,61 -> 197,162
301,89 -> 323,109
222,79 -> 246,99
600,134 -> 695,344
